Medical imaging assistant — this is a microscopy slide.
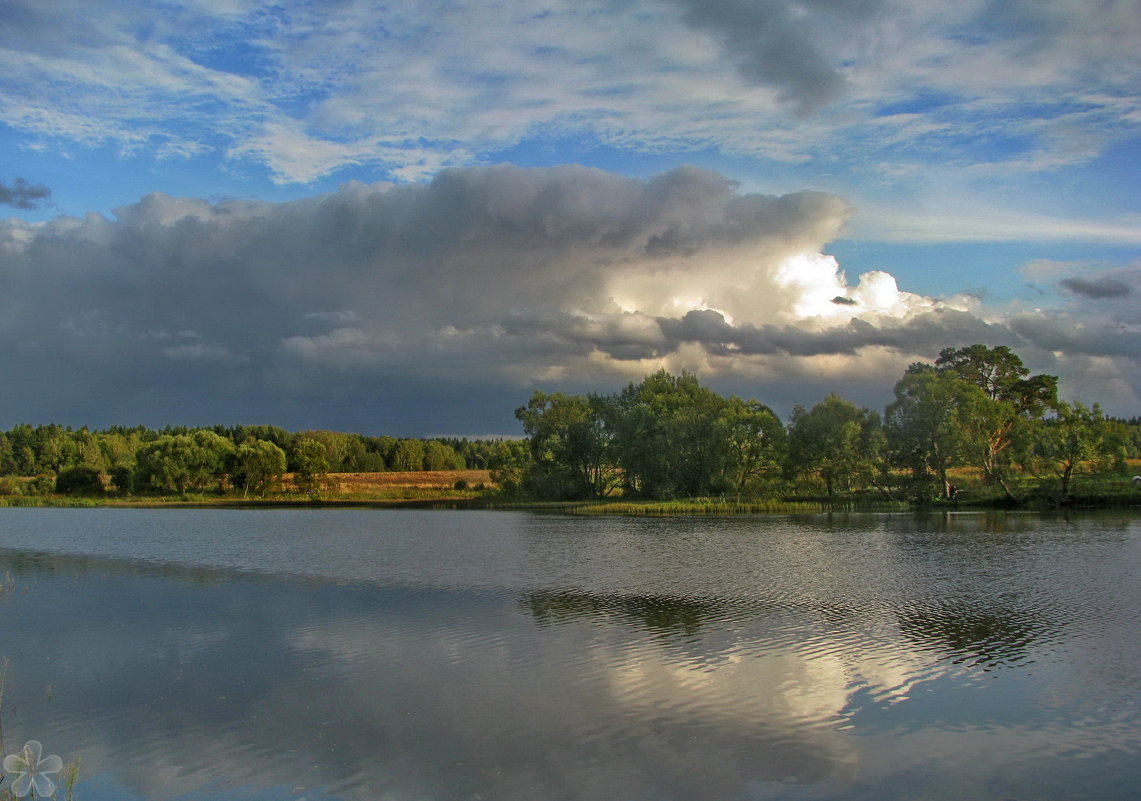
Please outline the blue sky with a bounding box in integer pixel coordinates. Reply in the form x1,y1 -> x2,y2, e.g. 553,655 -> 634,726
1,0 -> 1139,434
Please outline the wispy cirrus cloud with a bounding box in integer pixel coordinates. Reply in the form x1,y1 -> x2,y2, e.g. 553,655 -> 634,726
2,0 -> 1139,201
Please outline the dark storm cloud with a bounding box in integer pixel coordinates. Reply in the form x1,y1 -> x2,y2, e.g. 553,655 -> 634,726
663,0 -> 877,113
1008,313 -> 1141,360
0,164 -> 851,431
1059,276 -> 1131,299
1,163 -> 1137,431
655,308 -> 1008,358
0,177 -> 51,209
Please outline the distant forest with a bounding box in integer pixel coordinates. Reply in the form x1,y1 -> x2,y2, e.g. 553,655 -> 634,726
2,344 -> 1139,504
0,423 -> 521,498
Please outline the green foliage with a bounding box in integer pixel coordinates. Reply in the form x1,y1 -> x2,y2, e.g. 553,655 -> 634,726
488,439 -> 530,497
55,466 -> 105,495
424,440 -> 463,471
25,475 -> 56,495
716,396 -> 786,495
1018,401 -> 1112,496
295,430 -> 373,472
935,344 -> 1058,413
886,366 -> 970,499
516,391 -> 614,499
789,394 -> 885,499
291,438 -> 330,497
135,431 -> 235,495
234,439 -> 288,497
514,371 -> 788,501
391,439 -> 426,471
109,464 -> 134,494
607,371 -> 730,498
788,394 -> 882,497
0,422 -> 519,503
0,342 -> 1133,512
931,344 -> 1060,501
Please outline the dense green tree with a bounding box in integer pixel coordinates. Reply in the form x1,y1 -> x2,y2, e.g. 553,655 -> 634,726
488,439 -> 531,496
0,434 -> 13,475
294,430 -> 365,472
4,425 -> 39,474
1101,419 -> 1135,473
886,366 -> 969,499
34,424 -> 74,473
515,391 -> 615,499
788,394 -> 880,496
716,396 -> 786,495
931,345 -> 1058,501
224,424 -> 294,452
935,344 -> 1058,410
55,466 -> 104,495
365,435 -> 399,470
424,440 -> 463,471
391,439 -> 426,471
234,439 -> 288,497
109,465 -> 134,494
950,383 -> 1024,501
606,371 -> 729,498
935,344 -> 1057,413
454,439 -> 499,470
291,438 -> 330,497
135,431 -> 235,495
97,432 -> 139,473
1019,401 -> 1110,496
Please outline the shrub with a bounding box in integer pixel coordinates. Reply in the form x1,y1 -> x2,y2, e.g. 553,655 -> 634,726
56,466 -> 105,495
26,474 -> 56,495
109,465 -> 134,494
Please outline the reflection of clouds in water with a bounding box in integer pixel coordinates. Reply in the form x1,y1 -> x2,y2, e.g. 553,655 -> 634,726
282,601 -> 865,796
1,511 -> 1138,800
3,564 -> 872,800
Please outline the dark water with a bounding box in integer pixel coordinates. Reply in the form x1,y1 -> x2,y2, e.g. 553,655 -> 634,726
0,508 -> 1138,801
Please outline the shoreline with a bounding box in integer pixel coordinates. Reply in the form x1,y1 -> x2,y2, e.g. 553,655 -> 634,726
3,494 -> 1139,514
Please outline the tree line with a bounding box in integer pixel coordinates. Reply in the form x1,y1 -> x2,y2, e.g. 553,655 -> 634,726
504,344 -> 1141,503
2,343 -> 1138,503
0,424 -> 522,498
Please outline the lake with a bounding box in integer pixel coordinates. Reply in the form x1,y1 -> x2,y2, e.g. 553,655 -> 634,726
0,508 -> 1138,800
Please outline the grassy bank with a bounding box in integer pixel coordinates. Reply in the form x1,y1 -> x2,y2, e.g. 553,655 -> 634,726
0,470 -> 493,509
2,468 -> 1139,514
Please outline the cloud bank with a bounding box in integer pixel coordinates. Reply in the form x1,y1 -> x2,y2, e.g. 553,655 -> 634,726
1,165 -> 1137,432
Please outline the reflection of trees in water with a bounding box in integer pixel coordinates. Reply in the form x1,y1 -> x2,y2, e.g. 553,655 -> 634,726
881,510 -> 1135,537
0,548 -> 234,587
523,590 -> 729,637
896,603 -> 1046,668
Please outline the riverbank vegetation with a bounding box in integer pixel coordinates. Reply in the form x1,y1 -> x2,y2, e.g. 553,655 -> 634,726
502,344 -> 1141,510
1,344 -> 1139,511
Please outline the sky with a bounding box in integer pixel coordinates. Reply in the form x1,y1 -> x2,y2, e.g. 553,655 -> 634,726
1,0 -> 1139,436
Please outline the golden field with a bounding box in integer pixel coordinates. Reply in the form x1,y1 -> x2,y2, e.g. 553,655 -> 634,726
307,469 -> 494,501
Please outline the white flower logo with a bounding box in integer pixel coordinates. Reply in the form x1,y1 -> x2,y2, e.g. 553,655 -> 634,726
3,740 -> 63,798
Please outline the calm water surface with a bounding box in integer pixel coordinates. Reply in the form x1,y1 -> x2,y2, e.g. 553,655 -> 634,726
0,508 -> 1138,800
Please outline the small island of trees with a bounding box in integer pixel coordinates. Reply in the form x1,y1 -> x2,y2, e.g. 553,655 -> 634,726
1,344 -> 1139,510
